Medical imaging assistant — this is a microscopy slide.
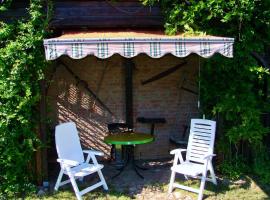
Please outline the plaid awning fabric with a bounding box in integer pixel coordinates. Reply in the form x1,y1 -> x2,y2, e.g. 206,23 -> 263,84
43,31 -> 234,60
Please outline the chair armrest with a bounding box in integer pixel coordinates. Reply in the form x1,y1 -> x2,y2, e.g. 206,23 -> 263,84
203,154 -> 216,160
57,159 -> 79,166
171,148 -> 187,164
83,150 -> 104,156
170,148 -> 187,155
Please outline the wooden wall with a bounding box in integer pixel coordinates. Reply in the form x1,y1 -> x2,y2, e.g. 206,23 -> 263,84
50,1 -> 163,30
0,0 -> 164,30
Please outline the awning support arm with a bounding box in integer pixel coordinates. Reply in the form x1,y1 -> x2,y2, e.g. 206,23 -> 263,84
141,61 -> 187,85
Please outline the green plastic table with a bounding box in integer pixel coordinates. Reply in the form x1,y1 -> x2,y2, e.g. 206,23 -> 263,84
104,132 -> 154,145
104,132 -> 154,179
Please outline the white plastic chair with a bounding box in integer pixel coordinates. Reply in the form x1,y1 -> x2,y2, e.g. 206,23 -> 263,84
168,119 -> 217,200
54,122 -> 108,200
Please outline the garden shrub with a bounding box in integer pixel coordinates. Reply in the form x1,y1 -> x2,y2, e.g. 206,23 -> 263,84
142,0 -> 270,181
0,0 -> 50,197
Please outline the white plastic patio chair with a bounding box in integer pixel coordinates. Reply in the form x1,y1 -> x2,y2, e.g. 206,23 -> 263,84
168,119 -> 217,200
54,122 -> 108,200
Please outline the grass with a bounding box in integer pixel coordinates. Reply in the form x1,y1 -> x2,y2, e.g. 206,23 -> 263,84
25,190 -> 130,200
25,176 -> 270,200
171,176 -> 270,200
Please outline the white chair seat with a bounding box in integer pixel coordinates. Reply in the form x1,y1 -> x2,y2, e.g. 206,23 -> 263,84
64,163 -> 104,177
171,162 -> 204,177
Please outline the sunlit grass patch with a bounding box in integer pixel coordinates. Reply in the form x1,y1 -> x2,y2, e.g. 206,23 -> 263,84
172,176 -> 270,200
26,189 -> 131,200
25,176 -> 270,200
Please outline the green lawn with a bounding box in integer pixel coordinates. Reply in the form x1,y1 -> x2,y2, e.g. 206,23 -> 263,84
172,176 -> 270,200
25,176 -> 270,200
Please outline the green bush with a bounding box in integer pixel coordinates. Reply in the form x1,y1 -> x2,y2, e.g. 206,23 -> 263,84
142,0 -> 270,181
218,156 -> 250,180
0,0 -> 50,197
252,145 -> 270,184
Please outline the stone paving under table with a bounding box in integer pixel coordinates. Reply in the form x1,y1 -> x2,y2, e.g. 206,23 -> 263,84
48,159 -> 193,200
101,159 -> 193,200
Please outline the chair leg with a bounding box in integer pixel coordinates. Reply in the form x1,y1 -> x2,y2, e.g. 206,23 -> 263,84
97,169 -> 108,190
54,168 -> 64,191
209,163 -> 217,185
67,172 -> 82,200
168,170 -> 176,193
198,173 -> 207,200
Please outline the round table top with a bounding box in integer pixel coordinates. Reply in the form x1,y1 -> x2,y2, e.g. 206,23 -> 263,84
104,132 -> 154,145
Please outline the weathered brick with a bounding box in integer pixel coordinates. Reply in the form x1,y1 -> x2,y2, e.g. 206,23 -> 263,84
47,54 -> 200,160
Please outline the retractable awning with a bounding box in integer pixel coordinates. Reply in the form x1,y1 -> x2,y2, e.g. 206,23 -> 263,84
43,30 -> 234,60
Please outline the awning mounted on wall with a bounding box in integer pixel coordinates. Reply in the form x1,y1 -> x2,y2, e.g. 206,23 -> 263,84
43,31 -> 234,60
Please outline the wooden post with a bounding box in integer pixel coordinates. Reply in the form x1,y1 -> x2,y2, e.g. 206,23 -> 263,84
35,132 -> 42,186
124,58 -> 134,129
36,79 -> 48,185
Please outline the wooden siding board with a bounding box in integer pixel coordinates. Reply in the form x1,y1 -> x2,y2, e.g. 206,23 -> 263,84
53,8 -> 160,16
50,1 -> 163,29
0,1 -> 163,29
50,18 -> 163,29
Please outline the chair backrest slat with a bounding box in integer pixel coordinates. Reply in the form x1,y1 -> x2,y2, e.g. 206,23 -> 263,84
55,122 -> 85,164
186,119 -> 216,164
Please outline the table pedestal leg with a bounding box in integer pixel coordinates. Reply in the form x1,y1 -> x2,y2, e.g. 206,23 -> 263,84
111,145 -> 147,179
112,165 -> 125,178
135,164 -> 148,170
130,146 -> 145,179
112,146 -> 129,178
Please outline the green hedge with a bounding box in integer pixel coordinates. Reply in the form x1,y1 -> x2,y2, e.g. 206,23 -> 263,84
142,0 -> 270,181
0,0 -> 50,197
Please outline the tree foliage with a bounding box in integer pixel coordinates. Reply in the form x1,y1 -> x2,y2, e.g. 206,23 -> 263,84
0,0 -> 50,197
142,0 -> 270,180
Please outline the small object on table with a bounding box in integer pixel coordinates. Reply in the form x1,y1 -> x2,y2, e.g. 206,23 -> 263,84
136,117 -> 166,135
104,132 -> 154,179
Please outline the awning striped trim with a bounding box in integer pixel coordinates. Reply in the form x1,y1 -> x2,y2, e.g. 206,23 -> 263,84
43,31 -> 234,60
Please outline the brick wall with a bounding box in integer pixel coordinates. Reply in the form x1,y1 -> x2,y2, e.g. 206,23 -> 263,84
47,54 -> 200,160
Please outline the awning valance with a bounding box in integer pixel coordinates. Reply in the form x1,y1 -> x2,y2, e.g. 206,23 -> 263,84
43,31 -> 234,60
